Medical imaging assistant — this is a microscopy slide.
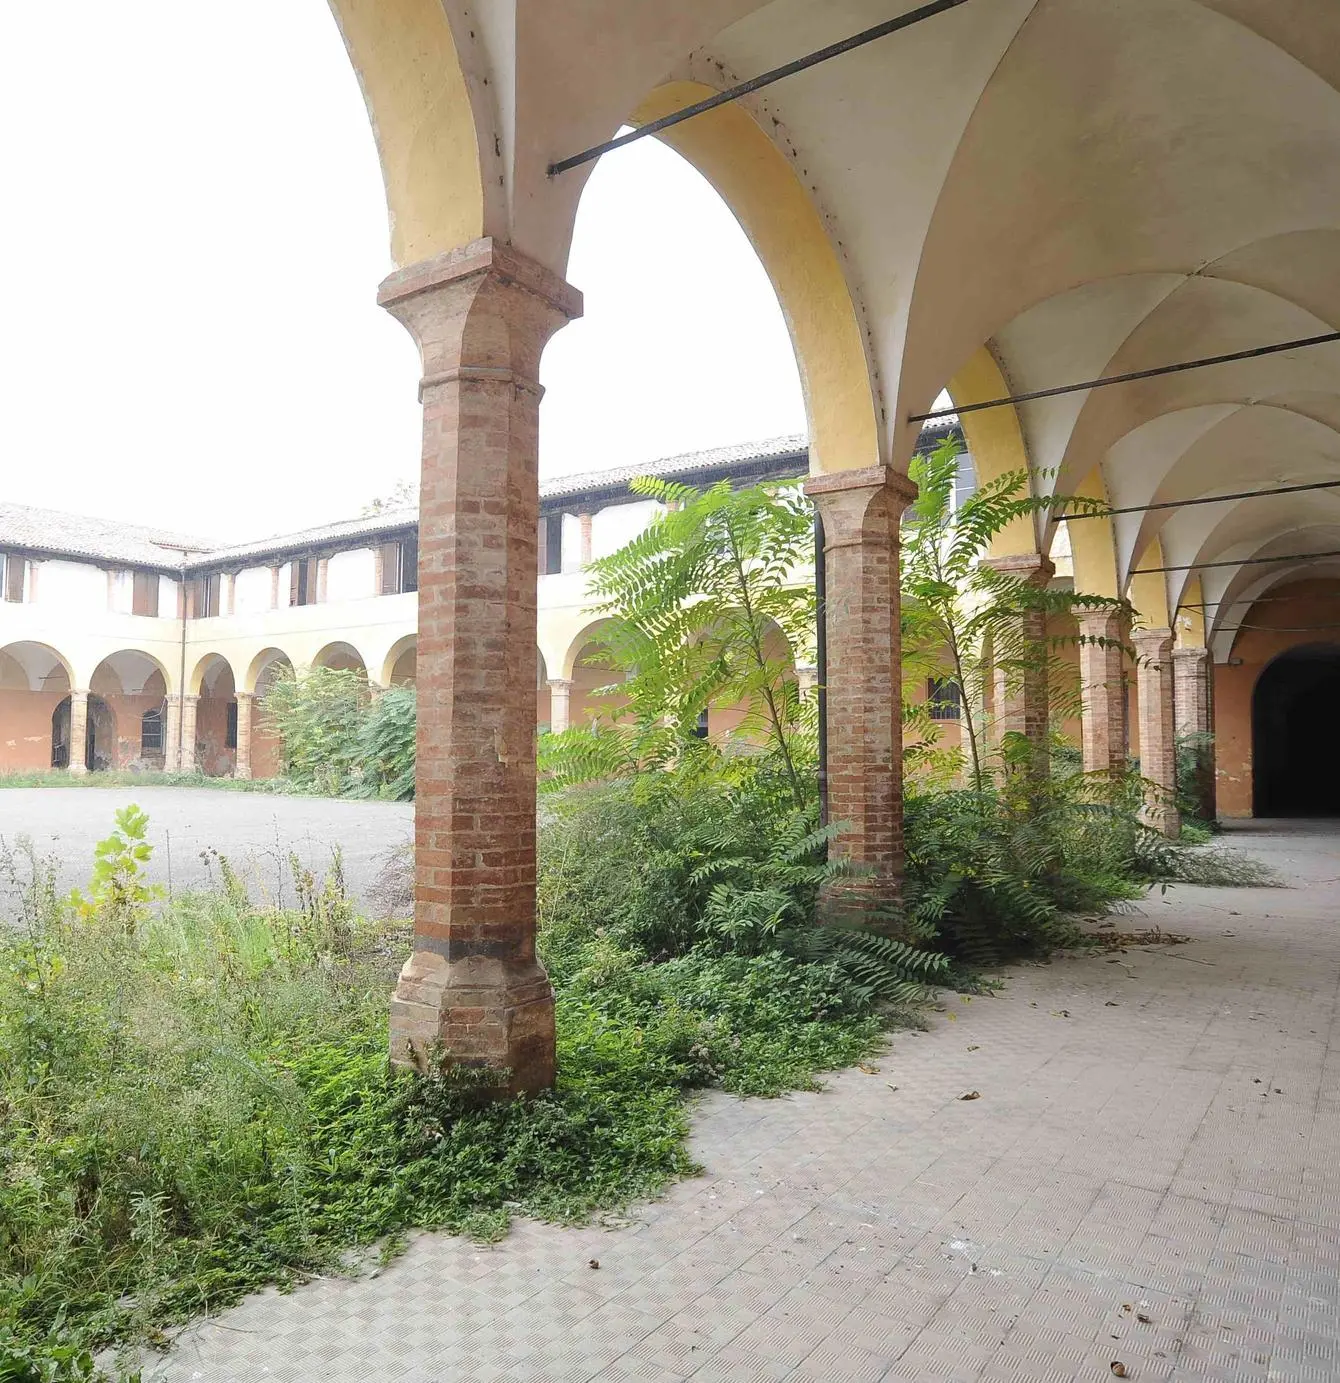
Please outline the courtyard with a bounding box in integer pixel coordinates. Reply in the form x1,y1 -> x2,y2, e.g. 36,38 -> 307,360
120,817 -> 1338,1383
0,787 -> 410,914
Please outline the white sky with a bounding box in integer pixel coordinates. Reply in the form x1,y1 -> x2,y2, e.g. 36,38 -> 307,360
0,2 -> 805,544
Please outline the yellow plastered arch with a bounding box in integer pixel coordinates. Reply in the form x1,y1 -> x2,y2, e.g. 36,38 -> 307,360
947,348 -> 1038,559
632,83 -> 879,476
327,0 -> 485,266
1175,576 -> 1208,648
1128,537 -> 1172,630
1067,468 -> 1121,600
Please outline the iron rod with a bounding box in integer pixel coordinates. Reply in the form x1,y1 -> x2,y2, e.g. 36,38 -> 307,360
547,0 -> 973,176
911,331 -> 1340,423
1132,548 -> 1340,575
1063,476 -> 1340,521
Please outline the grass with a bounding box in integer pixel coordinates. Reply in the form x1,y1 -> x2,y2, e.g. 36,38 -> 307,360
0,814 -> 897,1379
0,770 -> 287,793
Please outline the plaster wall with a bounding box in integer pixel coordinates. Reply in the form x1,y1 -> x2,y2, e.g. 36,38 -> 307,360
1213,579 -> 1340,818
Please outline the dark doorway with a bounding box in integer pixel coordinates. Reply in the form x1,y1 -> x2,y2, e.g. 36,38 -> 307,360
1252,644 -> 1340,817
50,695 -> 114,771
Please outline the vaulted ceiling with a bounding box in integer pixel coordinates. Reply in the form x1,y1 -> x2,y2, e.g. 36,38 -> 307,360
331,0 -> 1340,654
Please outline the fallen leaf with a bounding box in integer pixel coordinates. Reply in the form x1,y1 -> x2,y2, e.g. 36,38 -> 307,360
959,1091 -> 981,1101
1253,1078 -> 1262,1084
967,1044 -> 980,1051
1274,1087 -> 1283,1094
947,1012 -> 958,1022
886,1084 -> 899,1091
1121,1304 -> 1133,1313
1051,1009 -> 1071,1018
1105,1001 -> 1119,1007
1137,1313 -> 1152,1324
858,1063 -> 880,1074
588,1259 -> 600,1270
1111,1364 -> 1128,1378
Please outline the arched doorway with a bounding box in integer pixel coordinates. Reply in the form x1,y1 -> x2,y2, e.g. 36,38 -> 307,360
51,694 -> 115,771
1253,644 -> 1340,817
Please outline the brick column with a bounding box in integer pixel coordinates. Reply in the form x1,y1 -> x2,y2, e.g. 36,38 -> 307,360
163,696 -> 181,771
1173,646 -> 1214,821
804,466 -> 917,907
547,678 -> 573,734
1077,609 -> 1129,775
179,694 -> 199,774
982,554 -> 1055,775
67,689 -> 90,775
234,692 -> 254,780
378,238 -> 581,1091
578,512 -> 594,567
1133,628 -> 1180,838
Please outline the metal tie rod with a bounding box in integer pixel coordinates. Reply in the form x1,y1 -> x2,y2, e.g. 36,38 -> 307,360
1064,476 -> 1340,521
547,0 -> 973,177
1131,547 -> 1340,576
912,330 -> 1340,423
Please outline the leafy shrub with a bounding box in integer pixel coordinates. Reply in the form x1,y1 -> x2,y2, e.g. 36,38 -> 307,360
261,670 -> 415,800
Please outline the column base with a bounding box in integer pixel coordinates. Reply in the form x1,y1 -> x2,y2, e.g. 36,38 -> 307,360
389,951 -> 556,1094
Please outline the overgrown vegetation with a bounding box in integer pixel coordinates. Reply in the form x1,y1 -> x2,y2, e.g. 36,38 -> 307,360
261,668 -> 416,800
1,788 -> 910,1376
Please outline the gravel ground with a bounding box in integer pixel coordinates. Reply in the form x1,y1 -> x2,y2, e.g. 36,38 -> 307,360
0,785 -> 412,914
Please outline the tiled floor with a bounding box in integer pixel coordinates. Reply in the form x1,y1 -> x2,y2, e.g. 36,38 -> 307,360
145,821 -> 1340,1382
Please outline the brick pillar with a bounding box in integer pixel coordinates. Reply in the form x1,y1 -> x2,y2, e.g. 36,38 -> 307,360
804,466 -> 917,907
547,678 -> 573,734
1077,609 -> 1129,775
234,692 -> 254,780
1133,628 -> 1180,838
981,554 -> 1055,775
1173,646 -> 1214,821
378,238 -> 581,1091
163,696 -> 181,771
180,694 -> 199,774
578,512 -> 594,567
68,689 -> 90,775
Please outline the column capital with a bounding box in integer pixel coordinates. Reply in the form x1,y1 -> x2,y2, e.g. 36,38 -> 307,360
980,552 -> 1055,585
235,690 -> 256,702
546,677 -> 574,692
805,467 -> 917,551
1076,606 -> 1128,636
378,238 -> 583,401
1132,626 -> 1175,659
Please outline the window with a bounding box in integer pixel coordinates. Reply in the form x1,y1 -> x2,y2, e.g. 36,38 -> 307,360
132,570 -> 159,617
927,677 -> 962,721
378,536 -> 419,595
225,701 -> 238,750
187,574 -> 220,618
952,451 -> 977,512
290,558 -> 315,606
141,707 -> 164,752
2,553 -> 25,603
542,513 -> 564,575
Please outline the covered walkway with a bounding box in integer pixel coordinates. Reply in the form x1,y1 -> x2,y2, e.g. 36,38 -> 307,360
154,823 -> 1340,1382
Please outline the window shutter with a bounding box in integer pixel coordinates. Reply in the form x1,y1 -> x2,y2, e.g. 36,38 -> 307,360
3,555 -> 23,603
378,542 -> 398,595
289,561 -> 301,606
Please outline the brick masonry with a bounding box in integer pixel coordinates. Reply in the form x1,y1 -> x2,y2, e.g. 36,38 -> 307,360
1077,609 -> 1129,776
1133,628 -> 1180,838
1173,647 -> 1213,821
982,554 -> 1055,776
378,239 -> 582,1092
804,466 -> 917,906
